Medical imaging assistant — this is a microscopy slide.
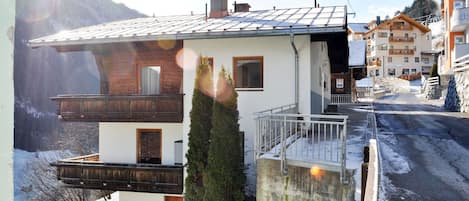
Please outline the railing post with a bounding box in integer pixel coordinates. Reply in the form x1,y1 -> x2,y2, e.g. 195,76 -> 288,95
341,119 -> 348,184
280,115 -> 288,175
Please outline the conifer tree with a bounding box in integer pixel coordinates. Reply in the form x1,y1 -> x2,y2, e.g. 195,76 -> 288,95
204,68 -> 245,201
185,57 -> 214,201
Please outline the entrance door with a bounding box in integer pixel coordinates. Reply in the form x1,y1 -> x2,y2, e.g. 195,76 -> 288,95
137,129 -> 161,164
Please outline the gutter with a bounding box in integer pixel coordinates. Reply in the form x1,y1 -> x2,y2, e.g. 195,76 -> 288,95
290,33 -> 299,111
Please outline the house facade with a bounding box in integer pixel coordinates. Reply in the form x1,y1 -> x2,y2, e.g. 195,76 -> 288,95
30,1 -> 350,200
365,14 -> 433,77
347,23 -> 369,41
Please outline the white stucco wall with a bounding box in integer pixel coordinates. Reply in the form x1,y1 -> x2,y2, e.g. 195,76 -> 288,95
101,191 -> 182,201
310,41 -> 331,114
99,123 -> 183,165
0,1 -> 15,200
183,35 -> 312,194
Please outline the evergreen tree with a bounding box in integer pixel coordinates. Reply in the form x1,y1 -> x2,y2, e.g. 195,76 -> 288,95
204,69 -> 245,201
185,57 -> 214,201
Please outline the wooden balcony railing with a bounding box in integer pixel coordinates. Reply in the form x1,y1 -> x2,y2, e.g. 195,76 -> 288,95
52,154 -> 184,194
368,60 -> 382,66
388,49 -> 415,55
51,94 -> 183,122
389,24 -> 413,30
388,36 -> 414,42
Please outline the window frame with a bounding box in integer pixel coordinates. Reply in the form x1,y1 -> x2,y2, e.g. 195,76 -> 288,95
233,56 -> 264,91
138,65 -> 162,95
404,57 -> 409,63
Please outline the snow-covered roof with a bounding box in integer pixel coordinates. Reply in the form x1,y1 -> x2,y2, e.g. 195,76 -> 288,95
348,23 -> 368,33
356,78 -> 373,87
348,40 -> 366,67
29,6 -> 347,47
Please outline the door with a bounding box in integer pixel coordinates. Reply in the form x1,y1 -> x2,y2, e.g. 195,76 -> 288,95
165,196 -> 183,201
137,129 -> 162,164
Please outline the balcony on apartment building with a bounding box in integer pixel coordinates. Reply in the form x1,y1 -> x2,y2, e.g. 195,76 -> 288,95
51,94 -> 184,122
388,36 -> 414,43
451,5 -> 469,32
368,60 -> 382,66
455,43 -> 469,60
389,23 -> 413,31
389,48 -> 415,55
52,154 -> 184,194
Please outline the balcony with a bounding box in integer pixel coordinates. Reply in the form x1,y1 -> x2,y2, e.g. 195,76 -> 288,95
388,36 -> 414,43
454,43 -> 469,60
51,94 -> 183,122
388,49 -> 415,55
52,154 -> 184,194
368,60 -> 382,66
389,24 -> 413,31
451,7 -> 469,32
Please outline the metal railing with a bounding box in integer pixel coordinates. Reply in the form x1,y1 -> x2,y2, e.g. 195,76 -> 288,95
255,112 -> 348,183
254,103 -> 298,115
453,53 -> 469,72
331,94 -> 354,104
356,87 -> 374,98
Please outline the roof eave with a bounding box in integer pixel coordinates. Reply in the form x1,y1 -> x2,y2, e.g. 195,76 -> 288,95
28,26 -> 346,48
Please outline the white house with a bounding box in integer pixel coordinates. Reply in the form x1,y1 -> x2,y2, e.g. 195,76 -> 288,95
29,1 -> 349,200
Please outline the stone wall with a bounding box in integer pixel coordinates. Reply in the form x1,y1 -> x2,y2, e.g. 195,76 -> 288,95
445,70 -> 469,112
257,159 -> 354,201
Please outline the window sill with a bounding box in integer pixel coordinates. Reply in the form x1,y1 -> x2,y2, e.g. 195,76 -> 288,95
235,88 -> 264,92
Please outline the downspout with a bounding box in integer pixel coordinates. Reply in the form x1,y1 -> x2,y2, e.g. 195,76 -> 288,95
290,33 -> 299,112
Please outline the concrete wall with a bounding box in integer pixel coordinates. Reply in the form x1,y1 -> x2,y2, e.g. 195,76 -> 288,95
0,0 -> 15,200
256,159 -> 354,201
183,35 -> 314,194
99,123 -> 183,165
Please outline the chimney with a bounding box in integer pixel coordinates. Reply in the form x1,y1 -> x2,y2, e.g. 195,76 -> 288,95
210,0 -> 228,18
235,3 -> 251,12
376,16 -> 381,25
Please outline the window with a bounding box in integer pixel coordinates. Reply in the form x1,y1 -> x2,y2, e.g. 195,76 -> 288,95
141,66 -> 161,95
402,68 -> 410,75
405,33 -> 409,38
378,44 -> 388,51
427,34 -> 431,40
336,78 -> 344,89
388,57 -> 392,63
411,69 -> 417,74
415,57 -> 420,63
378,32 -> 388,38
455,35 -> 465,44
413,33 -> 417,39
390,33 -> 394,37
405,45 -> 409,49
388,68 -> 396,76
454,1 -> 464,9
137,129 -> 162,164
233,56 -> 263,89
376,69 -> 380,76
404,57 -> 409,63
422,57 -> 430,64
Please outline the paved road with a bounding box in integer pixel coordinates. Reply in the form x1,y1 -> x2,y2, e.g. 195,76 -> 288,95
374,93 -> 469,201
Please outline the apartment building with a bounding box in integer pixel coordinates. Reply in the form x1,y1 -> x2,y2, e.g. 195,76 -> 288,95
441,0 -> 469,112
365,14 -> 433,77
29,1 -> 352,200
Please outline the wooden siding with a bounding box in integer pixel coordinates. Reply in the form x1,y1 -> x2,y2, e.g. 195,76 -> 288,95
52,154 -> 183,194
92,41 -> 183,95
51,94 -> 183,122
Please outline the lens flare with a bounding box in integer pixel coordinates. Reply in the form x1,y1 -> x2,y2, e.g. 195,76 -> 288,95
310,166 -> 324,180
157,39 -> 176,50
176,48 -> 198,70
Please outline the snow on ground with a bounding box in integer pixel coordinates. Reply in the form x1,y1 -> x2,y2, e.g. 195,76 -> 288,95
14,149 -> 73,201
356,78 -> 373,88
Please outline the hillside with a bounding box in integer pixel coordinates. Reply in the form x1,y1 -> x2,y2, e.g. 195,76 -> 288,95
14,0 -> 145,152
400,0 -> 439,18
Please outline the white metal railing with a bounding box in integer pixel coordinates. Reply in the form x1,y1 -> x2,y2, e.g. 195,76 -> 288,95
331,94 -> 354,104
356,87 -> 374,98
255,113 -> 348,183
453,53 -> 469,72
254,103 -> 298,116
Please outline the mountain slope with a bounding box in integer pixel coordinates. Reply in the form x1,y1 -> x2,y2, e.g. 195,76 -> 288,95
14,0 -> 145,152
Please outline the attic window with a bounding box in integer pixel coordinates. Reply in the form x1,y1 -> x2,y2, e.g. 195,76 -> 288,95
233,56 -> 263,90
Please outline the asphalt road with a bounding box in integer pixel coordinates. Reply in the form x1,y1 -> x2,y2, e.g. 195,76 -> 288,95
374,93 -> 469,201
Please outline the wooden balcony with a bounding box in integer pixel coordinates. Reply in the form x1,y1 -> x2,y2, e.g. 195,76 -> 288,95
388,49 -> 415,55
51,94 -> 183,122
388,36 -> 414,43
368,60 -> 382,66
52,154 -> 184,194
389,24 -> 413,30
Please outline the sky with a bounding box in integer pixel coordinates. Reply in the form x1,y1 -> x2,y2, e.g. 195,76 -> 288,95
112,0 -> 415,23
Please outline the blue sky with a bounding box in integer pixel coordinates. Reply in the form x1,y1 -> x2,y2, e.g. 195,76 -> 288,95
112,0 -> 417,23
